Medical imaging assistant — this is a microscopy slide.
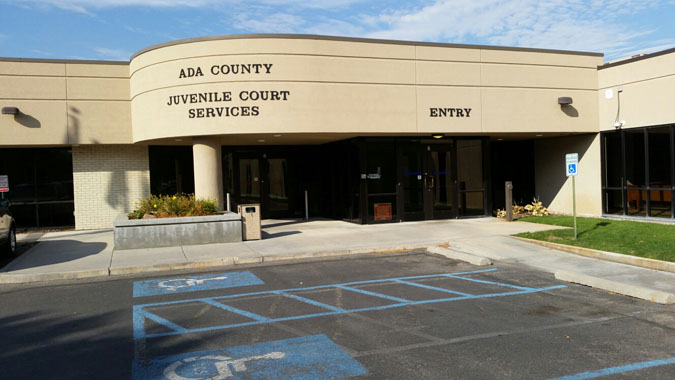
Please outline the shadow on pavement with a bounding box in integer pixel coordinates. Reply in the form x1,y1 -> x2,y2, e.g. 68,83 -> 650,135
1,240 -> 108,272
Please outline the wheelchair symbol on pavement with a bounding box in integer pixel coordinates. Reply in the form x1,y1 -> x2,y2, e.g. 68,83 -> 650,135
158,276 -> 229,292
163,352 -> 285,380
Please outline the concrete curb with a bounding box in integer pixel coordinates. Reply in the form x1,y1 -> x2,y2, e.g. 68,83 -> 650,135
0,241 -> 448,284
426,246 -> 492,266
512,236 -> 675,274
555,270 -> 675,305
0,269 -> 110,284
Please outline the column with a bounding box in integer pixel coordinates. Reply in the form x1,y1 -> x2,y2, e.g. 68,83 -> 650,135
192,137 -> 224,210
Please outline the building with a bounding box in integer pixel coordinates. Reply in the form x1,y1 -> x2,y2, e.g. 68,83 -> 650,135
1,34 -> 673,230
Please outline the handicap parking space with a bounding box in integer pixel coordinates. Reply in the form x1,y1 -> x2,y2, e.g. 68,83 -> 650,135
129,252 -> 675,380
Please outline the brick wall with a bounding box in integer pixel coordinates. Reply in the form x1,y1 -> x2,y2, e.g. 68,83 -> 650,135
72,145 -> 150,230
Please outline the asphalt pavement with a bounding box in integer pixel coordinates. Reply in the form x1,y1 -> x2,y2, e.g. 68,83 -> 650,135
1,252 -> 673,379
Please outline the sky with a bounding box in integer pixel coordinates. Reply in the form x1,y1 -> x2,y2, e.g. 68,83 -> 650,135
1,0 -> 674,62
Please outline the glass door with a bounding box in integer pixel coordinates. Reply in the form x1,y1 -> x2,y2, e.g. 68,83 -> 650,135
423,144 -> 457,220
238,156 -> 261,206
399,143 -> 425,221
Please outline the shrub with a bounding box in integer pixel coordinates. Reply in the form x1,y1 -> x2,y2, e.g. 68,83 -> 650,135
128,194 -> 219,219
495,197 -> 550,218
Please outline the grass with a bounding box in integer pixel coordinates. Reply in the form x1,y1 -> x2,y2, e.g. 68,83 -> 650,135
515,215 -> 675,262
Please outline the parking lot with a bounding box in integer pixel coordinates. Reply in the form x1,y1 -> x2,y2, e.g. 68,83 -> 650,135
1,251 -> 674,379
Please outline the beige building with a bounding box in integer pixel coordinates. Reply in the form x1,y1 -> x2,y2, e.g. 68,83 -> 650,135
0,34 -> 673,230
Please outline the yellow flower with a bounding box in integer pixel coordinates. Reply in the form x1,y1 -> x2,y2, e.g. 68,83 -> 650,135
133,201 -> 137,205
153,204 -> 157,208
172,196 -> 177,200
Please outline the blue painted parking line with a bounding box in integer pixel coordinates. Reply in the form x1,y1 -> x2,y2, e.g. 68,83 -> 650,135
133,268 -> 567,340
132,334 -> 367,380
133,271 -> 264,297
393,279 -> 473,297
550,356 -> 675,379
335,284 -> 411,303
275,291 -> 346,312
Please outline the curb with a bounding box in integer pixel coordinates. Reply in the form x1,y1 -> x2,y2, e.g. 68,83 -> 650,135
0,241 -> 447,284
555,270 -> 675,305
512,236 -> 675,274
0,269 -> 110,284
426,246 -> 492,266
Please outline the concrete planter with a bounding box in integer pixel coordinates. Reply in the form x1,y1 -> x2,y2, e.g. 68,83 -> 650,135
113,212 -> 242,250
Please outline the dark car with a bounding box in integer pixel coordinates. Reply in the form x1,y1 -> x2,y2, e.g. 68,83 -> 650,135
0,199 -> 16,255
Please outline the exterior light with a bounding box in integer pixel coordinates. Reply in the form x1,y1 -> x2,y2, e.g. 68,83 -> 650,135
431,134 -> 444,139
557,97 -> 573,105
1,107 -> 20,115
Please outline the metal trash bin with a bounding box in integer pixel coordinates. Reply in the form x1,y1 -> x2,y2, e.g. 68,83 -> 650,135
238,204 -> 261,240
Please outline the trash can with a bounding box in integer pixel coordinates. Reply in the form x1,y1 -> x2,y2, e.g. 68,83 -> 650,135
238,204 -> 261,240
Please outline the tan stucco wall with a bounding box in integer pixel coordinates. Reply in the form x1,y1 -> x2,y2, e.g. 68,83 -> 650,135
534,134 -> 602,216
598,50 -> 675,131
0,60 -> 131,146
129,36 -> 602,143
72,145 -> 150,230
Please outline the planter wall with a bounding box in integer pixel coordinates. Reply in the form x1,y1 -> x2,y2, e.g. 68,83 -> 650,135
113,212 -> 242,250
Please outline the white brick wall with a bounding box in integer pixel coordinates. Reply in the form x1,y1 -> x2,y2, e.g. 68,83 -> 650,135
72,145 -> 150,230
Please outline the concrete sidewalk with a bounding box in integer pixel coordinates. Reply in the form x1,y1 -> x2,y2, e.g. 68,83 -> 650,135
2,218 -> 674,303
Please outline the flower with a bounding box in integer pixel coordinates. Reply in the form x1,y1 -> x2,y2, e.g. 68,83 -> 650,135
172,196 -> 177,200
133,201 -> 137,205
153,204 -> 157,208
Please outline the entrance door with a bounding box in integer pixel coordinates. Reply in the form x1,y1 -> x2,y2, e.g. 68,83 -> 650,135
398,142 -> 458,221
235,154 -> 291,219
423,144 -> 457,220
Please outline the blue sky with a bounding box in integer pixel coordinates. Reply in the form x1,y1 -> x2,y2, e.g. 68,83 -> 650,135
2,0 -> 674,61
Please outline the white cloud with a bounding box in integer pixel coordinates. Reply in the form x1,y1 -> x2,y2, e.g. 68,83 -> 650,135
11,0 -> 364,14
361,0 -> 671,59
233,12 -> 306,33
94,47 -> 131,60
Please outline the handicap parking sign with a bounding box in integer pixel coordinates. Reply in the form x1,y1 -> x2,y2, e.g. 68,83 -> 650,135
565,153 -> 578,177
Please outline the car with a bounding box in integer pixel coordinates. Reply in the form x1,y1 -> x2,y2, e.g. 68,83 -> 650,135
0,199 -> 16,256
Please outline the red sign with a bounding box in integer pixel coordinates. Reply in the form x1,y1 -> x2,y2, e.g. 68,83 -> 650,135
374,203 -> 392,221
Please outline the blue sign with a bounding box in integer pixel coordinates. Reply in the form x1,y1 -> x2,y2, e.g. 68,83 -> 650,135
132,334 -> 366,380
565,153 -> 579,177
133,271 -> 264,297
568,163 -> 577,174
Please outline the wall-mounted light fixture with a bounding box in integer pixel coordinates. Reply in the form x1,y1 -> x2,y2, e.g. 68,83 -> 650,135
1,107 -> 20,115
557,97 -> 573,105
431,133 -> 444,139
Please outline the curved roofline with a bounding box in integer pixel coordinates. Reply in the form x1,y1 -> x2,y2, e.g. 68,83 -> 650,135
130,33 -> 604,61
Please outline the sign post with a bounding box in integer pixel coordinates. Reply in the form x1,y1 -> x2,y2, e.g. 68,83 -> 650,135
0,175 -> 8,200
565,154 -> 578,240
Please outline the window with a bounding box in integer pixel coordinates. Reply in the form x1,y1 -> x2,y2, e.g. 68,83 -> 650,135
602,125 -> 674,219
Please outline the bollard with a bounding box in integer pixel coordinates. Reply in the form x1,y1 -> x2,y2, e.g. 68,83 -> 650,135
226,193 -> 231,212
505,181 -> 513,221
305,190 -> 309,220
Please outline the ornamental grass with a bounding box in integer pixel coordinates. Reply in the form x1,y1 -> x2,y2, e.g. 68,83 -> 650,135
128,194 -> 218,219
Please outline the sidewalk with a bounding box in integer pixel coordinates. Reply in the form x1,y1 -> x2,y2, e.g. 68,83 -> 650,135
2,218 -> 674,303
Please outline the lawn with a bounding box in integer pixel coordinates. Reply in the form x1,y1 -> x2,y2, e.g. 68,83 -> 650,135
515,216 -> 675,262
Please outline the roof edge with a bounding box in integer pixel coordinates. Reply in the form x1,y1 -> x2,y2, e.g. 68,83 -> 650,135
599,46 -> 675,70
130,33 -> 604,61
0,57 -> 129,65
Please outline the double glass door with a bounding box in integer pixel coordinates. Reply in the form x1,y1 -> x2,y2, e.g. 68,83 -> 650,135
399,143 -> 457,220
235,154 -> 289,218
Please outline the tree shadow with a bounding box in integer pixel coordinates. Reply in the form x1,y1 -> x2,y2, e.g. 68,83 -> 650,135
0,310 -> 133,379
